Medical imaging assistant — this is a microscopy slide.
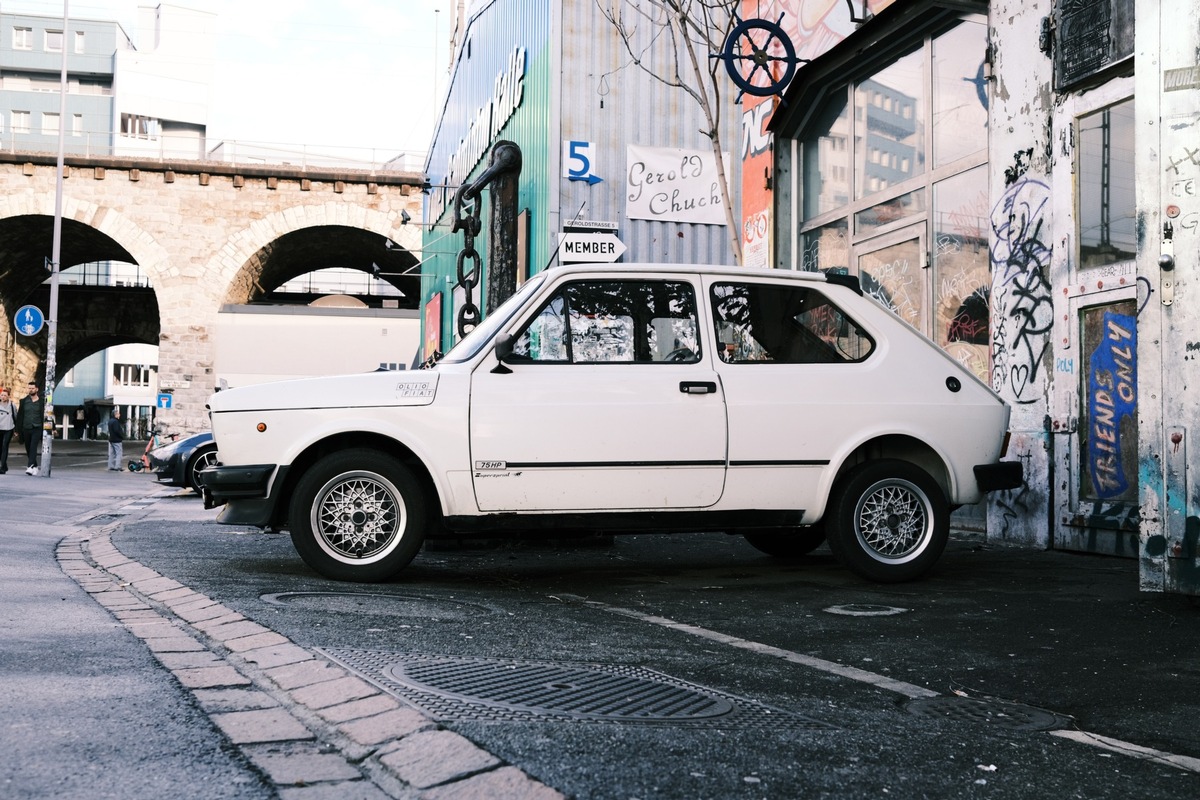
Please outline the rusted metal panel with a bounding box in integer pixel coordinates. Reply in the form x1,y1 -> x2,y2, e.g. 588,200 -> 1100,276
559,0 -> 740,266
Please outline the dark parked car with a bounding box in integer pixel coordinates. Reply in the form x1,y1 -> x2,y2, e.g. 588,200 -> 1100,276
148,432 -> 217,494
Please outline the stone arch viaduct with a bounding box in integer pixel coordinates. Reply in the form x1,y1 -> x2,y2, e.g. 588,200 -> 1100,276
0,152 -> 425,433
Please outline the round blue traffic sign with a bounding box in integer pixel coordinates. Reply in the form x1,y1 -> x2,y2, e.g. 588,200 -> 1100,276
14,305 -> 45,336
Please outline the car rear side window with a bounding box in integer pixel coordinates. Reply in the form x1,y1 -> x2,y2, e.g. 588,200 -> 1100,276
512,280 -> 700,364
711,282 -> 874,364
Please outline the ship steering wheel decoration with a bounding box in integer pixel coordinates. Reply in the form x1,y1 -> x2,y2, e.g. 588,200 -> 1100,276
714,12 -> 806,102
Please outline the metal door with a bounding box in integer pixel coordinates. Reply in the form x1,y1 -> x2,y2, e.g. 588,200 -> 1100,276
1137,0 -> 1200,595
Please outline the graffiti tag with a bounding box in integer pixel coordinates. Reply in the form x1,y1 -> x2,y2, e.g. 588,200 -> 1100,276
990,178 -> 1054,403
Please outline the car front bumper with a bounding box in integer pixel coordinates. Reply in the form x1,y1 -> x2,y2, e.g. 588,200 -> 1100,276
201,463 -> 285,527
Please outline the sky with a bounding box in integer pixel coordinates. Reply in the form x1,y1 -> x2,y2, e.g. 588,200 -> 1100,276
5,0 -> 450,161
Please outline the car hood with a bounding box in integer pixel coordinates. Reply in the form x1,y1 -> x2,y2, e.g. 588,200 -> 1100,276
208,371 -> 439,414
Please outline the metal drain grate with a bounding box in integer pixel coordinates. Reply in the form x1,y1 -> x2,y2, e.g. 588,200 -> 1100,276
320,648 -> 836,731
905,695 -> 1072,732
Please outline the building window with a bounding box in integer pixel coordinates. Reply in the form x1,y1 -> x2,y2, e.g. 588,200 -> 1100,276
1077,99 -> 1135,269
42,113 -> 59,136
45,30 -> 64,52
72,114 -> 83,136
120,113 -> 159,140
12,111 -> 31,135
113,363 -> 155,388
74,31 -> 85,54
13,27 -> 33,50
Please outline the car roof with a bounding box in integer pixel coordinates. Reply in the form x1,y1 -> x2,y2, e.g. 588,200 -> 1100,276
545,262 -> 858,290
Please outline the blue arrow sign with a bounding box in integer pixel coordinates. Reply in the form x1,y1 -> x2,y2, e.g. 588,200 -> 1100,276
14,305 -> 45,336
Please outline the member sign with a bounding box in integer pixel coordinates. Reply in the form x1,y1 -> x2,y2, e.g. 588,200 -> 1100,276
559,232 -> 626,263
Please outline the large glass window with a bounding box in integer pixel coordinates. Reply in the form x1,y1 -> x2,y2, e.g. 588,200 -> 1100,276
933,22 -> 989,167
933,165 -> 991,378
512,280 -> 700,364
855,50 -> 925,200
795,17 -> 988,380
802,93 -> 850,219
1078,99 -> 1135,268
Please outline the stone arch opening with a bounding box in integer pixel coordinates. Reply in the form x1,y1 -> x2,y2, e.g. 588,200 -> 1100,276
0,214 -> 161,388
223,225 -> 422,308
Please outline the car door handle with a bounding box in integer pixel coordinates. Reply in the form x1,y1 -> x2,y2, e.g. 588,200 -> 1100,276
679,381 -> 717,394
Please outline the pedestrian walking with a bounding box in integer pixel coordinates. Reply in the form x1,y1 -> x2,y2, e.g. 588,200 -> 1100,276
0,388 -> 17,474
106,407 -> 125,471
17,381 -> 44,475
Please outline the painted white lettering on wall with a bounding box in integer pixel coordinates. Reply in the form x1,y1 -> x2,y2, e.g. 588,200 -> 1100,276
438,46 -> 526,212
626,145 -> 728,225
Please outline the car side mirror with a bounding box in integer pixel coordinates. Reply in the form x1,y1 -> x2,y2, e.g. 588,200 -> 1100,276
491,333 -> 514,374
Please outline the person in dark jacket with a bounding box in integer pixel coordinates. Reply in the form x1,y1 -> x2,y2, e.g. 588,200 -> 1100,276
106,407 -> 125,471
17,382 -> 44,475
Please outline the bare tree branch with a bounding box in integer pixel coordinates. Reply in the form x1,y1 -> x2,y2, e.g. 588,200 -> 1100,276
597,0 -> 743,264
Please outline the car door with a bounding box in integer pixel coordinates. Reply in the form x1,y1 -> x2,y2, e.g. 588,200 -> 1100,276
706,277 -> 878,517
469,275 -> 727,512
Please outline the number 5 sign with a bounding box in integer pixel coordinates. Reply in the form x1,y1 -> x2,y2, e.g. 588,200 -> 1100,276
563,140 -> 602,185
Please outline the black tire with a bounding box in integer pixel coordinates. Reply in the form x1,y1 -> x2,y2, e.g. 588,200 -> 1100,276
743,525 -> 826,557
288,449 -> 428,582
825,459 -> 948,583
186,445 -> 219,494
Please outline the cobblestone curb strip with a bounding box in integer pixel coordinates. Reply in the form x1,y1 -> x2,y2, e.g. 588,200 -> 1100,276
55,508 -> 565,800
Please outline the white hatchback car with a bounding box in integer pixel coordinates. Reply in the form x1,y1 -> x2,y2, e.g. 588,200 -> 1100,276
203,263 -> 1021,583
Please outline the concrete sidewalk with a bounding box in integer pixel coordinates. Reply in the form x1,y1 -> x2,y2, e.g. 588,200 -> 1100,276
0,438 -> 565,799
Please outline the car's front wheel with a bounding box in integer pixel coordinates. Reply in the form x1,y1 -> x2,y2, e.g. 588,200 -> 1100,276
288,449 -> 427,582
825,459 -> 948,583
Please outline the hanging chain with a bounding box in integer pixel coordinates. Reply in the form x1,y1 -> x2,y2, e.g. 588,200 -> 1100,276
451,187 -> 483,338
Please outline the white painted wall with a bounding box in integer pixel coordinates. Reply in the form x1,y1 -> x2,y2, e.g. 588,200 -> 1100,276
213,306 -> 422,389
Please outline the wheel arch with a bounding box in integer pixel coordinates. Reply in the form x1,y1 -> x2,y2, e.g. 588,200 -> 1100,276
830,434 -> 952,503
274,432 -> 441,530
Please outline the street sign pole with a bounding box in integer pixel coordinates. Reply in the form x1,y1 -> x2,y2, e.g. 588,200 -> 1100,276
39,0 -> 70,478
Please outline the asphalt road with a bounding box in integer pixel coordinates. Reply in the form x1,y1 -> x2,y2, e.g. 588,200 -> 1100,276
112,492 -> 1200,799
3,446 -> 1199,799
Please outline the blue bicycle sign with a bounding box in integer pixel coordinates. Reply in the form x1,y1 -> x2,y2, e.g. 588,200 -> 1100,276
14,305 -> 45,336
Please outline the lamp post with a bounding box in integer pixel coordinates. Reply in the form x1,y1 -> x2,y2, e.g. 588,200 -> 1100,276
40,0 -> 70,477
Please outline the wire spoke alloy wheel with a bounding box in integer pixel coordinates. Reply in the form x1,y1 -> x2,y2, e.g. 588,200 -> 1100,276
190,449 -> 218,492
313,472 -> 406,563
854,478 -> 933,564
826,460 -> 949,583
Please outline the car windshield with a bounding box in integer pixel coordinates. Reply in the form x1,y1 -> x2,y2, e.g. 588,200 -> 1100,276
439,273 -> 547,364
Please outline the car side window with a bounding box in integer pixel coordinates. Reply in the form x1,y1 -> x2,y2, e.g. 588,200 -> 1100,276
512,279 -> 700,363
711,282 -> 874,364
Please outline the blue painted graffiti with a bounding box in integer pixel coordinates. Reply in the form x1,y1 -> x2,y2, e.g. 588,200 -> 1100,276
1087,311 -> 1137,498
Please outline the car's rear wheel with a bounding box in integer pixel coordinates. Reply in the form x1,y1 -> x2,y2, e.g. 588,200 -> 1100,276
186,445 -> 218,494
289,449 -> 427,582
743,525 -> 826,557
825,459 -> 948,583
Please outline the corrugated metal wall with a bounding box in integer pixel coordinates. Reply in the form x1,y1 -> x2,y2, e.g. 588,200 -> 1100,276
423,0 -> 742,353
559,0 -> 741,265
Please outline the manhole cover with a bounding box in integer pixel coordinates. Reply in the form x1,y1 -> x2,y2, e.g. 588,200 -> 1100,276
906,695 -> 1072,732
321,649 -> 836,731
824,604 -> 909,617
261,592 -> 488,620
